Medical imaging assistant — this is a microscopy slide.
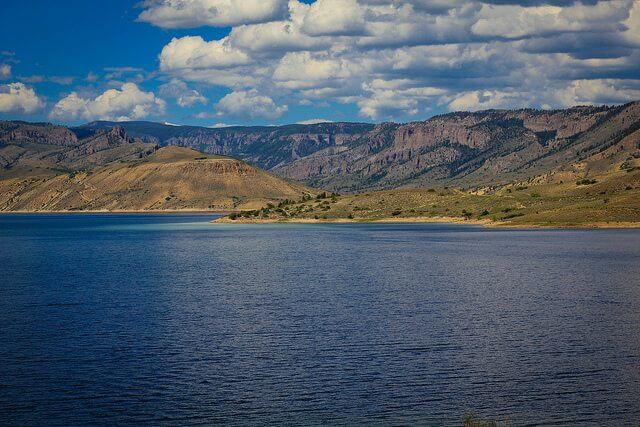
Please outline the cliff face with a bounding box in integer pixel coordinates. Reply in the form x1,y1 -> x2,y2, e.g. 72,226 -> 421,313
4,101 -> 640,192
271,103 -> 640,190
0,121 -> 78,146
0,123 -> 157,179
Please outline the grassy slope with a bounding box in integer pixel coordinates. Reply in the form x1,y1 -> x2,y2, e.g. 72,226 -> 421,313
217,167 -> 640,227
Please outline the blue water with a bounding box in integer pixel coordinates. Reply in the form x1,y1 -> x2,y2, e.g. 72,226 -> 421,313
1,214 -> 639,426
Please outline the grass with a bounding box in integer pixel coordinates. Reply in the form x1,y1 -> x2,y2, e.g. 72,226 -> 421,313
219,168 -> 640,227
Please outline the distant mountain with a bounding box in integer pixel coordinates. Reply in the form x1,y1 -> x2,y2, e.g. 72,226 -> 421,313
0,125 -> 314,212
75,102 -> 640,192
78,120 -> 376,172
0,122 -> 156,180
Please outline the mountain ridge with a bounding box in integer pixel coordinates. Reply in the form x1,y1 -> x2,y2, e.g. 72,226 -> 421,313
2,101 -> 639,193
75,102 -> 640,192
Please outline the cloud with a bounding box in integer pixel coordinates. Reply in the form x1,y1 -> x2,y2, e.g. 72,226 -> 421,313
358,83 -> 446,119
148,0 -> 640,120
0,83 -> 44,114
296,118 -> 333,124
18,75 -> 74,85
86,72 -> 99,82
302,0 -> 367,36
50,83 -> 166,121
160,36 -> 251,71
0,64 -> 10,79
228,2 -> 328,53
138,0 -> 289,28
553,79 -> 640,106
446,78 -> 640,111
471,1 -> 631,39
446,90 -> 527,111
159,79 -> 207,107
216,89 -> 287,119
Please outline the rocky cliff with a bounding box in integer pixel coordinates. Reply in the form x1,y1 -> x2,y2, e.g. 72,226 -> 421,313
76,102 -> 640,192
4,101 -> 639,193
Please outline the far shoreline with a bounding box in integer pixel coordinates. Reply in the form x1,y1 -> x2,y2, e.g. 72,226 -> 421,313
1,211 -> 639,229
212,215 -> 640,230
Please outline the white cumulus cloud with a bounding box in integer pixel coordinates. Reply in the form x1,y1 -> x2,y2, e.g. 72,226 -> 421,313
50,83 -> 166,121
0,83 -> 44,114
216,90 -> 288,119
302,0 -> 367,36
159,79 -> 207,107
296,118 -> 333,124
138,0 -> 290,28
148,0 -> 640,121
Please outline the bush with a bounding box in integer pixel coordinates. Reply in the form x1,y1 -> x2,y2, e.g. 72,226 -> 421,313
576,178 -> 597,185
391,210 -> 402,216
480,210 -> 490,216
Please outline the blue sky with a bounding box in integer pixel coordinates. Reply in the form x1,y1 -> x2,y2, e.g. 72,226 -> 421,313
1,0 -> 639,126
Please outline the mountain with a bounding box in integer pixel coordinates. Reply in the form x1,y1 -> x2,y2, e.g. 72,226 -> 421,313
0,125 -> 314,212
78,121 -> 376,172
0,122 -> 156,179
77,102 -> 640,192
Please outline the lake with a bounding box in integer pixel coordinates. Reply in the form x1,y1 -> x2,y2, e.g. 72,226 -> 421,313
1,214 -> 639,425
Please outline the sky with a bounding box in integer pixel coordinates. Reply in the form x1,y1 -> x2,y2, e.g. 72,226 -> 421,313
0,0 -> 639,127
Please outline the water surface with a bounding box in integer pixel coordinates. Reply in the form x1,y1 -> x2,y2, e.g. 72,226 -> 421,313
1,214 -> 639,425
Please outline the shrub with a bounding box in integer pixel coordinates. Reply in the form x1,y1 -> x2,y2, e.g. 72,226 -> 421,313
576,178 -> 597,185
391,210 -> 402,216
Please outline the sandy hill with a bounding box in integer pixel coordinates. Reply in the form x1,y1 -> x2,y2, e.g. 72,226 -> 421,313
0,143 -> 314,212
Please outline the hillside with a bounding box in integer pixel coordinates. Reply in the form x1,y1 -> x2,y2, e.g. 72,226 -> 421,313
77,102 -> 640,192
0,128 -> 314,212
216,166 -> 640,228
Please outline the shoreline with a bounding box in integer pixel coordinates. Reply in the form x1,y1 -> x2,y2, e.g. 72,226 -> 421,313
1,211 -> 638,229
0,209 -> 228,215
212,215 -> 640,229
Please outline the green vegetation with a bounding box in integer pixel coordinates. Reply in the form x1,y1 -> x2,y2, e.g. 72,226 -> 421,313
218,168 -> 640,227
576,178 -> 597,185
